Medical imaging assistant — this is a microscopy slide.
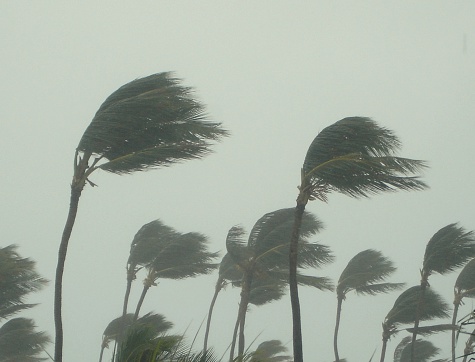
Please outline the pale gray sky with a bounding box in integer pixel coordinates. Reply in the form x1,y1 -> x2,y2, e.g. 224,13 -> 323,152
1,2 -> 475,361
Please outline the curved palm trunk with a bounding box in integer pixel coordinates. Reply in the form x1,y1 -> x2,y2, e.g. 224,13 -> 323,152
99,345 -> 105,362
410,280 -> 428,362
203,279 -> 224,354
238,273 -> 252,356
134,285 -> 150,320
379,324 -> 391,362
54,152 -> 92,362
229,308 -> 241,361
452,298 -> 461,362
122,268 -> 135,318
333,296 -> 344,362
289,180 -> 310,362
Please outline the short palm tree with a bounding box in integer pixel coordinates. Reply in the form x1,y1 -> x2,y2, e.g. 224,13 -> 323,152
203,252 -> 244,354
99,312 -> 173,362
0,318 -> 50,362
288,117 -> 428,362
412,224 -> 475,361
380,286 -> 450,362
452,259 -> 475,362
55,72 -> 228,362
226,208 -> 333,359
333,249 -> 404,362
393,336 -> 442,362
131,221 -> 218,320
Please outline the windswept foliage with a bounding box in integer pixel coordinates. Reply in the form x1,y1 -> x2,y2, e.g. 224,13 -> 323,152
54,72 -> 228,361
393,337 -> 442,362
290,117 -> 427,362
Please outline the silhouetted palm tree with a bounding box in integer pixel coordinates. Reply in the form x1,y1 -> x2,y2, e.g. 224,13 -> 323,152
131,220 -> 218,320
411,224 -> 475,361
288,117 -> 428,362
249,340 -> 292,362
226,208 -> 333,359
0,245 -> 48,320
380,286 -> 450,362
333,249 -> 404,361
55,72 -> 228,362
452,259 -> 475,362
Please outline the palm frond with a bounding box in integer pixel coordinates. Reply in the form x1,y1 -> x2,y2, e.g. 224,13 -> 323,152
226,226 -> 251,270
218,253 -> 244,283
423,223 -> 475,276
405,323 -> 457,335
455,258 -> 475,298
249,339 -> 292,361
384,286 -> 450,327
77,72 -> 229,174
393,336 -> 441,362
302,117 -> 428,200
337,249 -> 401,297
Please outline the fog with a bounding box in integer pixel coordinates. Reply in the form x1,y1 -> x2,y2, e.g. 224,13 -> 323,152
1,2 -> 475,361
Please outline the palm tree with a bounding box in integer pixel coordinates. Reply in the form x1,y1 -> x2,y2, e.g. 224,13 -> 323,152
333,249 -> 404,362
54,72 -> 228,361
380,286 -> 450,362
226,208 -> 333,359
288,117 -> 428,362
393,336 -> 443,362
452,259 -> 475,362
0,245 -> 48,320
203,252 -> 244,354
0,318 -> 50,362
99,312 -> 173,362
249,340 -> 292,362
131,220 -> 218,320
411,224 -> 475,361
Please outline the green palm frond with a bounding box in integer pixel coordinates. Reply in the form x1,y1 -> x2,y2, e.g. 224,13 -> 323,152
393,336 -> 441,362
219,253 -> 244,283
249,279 -> 287,306
268,269 -> 334,292
249,340 -> 292,362
455,258 -> 475,298
337,249 -> 402,297
423,223 -> 475,276
302,117 -> 427,200
0,245 -> 48,321
0,318 -> 50,361
226,226 -> 251,270
77,72 -> 228,174
384,286 -> 450,328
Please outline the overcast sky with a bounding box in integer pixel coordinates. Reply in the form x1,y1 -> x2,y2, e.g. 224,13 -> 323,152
1,2 -> 475,361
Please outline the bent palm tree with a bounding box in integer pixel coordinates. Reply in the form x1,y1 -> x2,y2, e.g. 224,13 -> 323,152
380,285 -> 450,362
333,249 -> 404,362
131,220 -> 218,320
249,340 -> 292,362
227,208 -> 333,359
55,72 -> 228,362
289,117 -> 427,362
412,224 -> 475,361
393,336 -> 442,362
452,259 -> 475,362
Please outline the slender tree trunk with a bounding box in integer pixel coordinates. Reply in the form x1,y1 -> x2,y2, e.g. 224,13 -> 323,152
238,273 -> 252,357
99,345 -> 105,362
122,269 -> 135,318
203,280 -> 223,354
229,307 -> 241,361
54,186 -> 83,362
289,181 -> 310,362
410,280 -> 428,362
379,337 -> 388,362
333,296 -> 343,362
134,285 -> 150,320
452,298 -> 461,362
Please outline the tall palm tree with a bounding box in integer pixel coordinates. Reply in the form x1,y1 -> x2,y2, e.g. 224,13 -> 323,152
54,72 -> 228,361
333,249 -> 404,362
411,224 -> 475,361
0,245 -> 48,321
380,286 -> 450,362
131,220 -> 218,320
226,208 -> 333,359
203,252 -> 244,354
393,336 -> 442,362
288,117 -> 428,362
452,259 -> 475,362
